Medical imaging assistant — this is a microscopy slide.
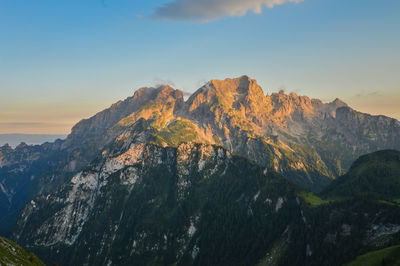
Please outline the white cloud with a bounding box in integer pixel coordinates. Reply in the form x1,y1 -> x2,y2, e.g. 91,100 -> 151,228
153,0 -> 303,22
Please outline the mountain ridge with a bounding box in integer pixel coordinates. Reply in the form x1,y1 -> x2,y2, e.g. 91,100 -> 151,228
12,143 -> 400,266
322,149 -> 400,199
1,75 -> 400,236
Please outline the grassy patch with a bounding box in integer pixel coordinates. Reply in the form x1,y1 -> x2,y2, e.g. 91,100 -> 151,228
153,120 -> 199,147
257,237 -> 287,266
118,116 -> 135,126
344,245 -> 400,266
0,237 -> 44,266
377,200 -> 398,206
299,192 -> 331,207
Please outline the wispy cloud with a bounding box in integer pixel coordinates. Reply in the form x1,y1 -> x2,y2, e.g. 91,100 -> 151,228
152,0 -> 303,22
355,90 -> 383,98
152,78 -> 176,88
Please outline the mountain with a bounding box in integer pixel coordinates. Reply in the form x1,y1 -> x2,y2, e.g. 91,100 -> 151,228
0,134 -> 67,148
322,150 -> 400,199
13,140 -> 303,265
1,75 -> 400,236
12,143 -> 400,265
0,236 -> 44,266
60,75 -> 400,192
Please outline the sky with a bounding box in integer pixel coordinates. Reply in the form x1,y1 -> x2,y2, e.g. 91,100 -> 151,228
0,0 -> 399,134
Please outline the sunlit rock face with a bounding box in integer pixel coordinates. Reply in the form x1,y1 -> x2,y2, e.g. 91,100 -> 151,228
2,75 -> 400,236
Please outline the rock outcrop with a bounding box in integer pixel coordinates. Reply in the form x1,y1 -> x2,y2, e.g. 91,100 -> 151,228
1,75 -> 400,236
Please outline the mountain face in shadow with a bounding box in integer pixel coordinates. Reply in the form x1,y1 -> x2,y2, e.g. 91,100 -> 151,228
0,76 -> 400,265
322,149 -> 400,199
12,141 -> 400,265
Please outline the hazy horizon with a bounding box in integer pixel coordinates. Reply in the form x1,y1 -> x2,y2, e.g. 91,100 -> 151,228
0,133 -> 67,147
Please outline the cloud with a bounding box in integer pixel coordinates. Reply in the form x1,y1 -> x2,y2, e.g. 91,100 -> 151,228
152,78 -> 176,88
152,0 -> 303,22
355,90 -> 383,98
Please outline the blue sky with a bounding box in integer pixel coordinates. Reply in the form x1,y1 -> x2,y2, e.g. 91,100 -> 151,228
0,0 -> 399,133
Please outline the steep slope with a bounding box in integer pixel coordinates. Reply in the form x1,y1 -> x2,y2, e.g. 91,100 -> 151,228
0,141 -> 65,236
322,150 -> 400,199
180,76 -> 400,191
291,196 -> 400,266
344,245 -> 400,266
0,85 -> 183,236
12,141 -> 400,266
2,75 -> 400,236
13,139 -> 304,265
0,236 -> 44,266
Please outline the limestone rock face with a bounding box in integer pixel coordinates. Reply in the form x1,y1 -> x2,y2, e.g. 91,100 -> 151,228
1,75 -> 400,236
12,142 -> 400,266
14,138 -> 302,266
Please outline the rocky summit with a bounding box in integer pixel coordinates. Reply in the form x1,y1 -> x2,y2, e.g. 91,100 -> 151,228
63,75 -> 400,192
1,76 -> 400,265
1,76 -> 400,238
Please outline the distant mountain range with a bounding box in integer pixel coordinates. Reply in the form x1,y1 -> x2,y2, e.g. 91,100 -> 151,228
0,134 -> 66,147
1,76 -> 400,265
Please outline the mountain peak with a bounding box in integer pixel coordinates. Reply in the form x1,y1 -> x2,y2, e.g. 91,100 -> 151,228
332,98 -> 347,106
155,85 -> 183,101
134,85 -> 183,103
208,75 -> 263,97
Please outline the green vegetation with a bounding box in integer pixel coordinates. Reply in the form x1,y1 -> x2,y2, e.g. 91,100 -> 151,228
323,150 -> 400,199
377,200 -> 398,206
256,237 -> 288,266
299,191 -> 330,207
118,115 -> 135,126
0,236 -> 44,266
153,120 -> 199,147
344,245 -> 400,266
12,146 -> 400,266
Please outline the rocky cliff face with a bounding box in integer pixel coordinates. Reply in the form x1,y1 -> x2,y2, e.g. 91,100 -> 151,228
0,86 -> 182,235
13,136 -> 304,265
179,76 -> 400,190
2,75 -> 400,235
13,139 -> 400,266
